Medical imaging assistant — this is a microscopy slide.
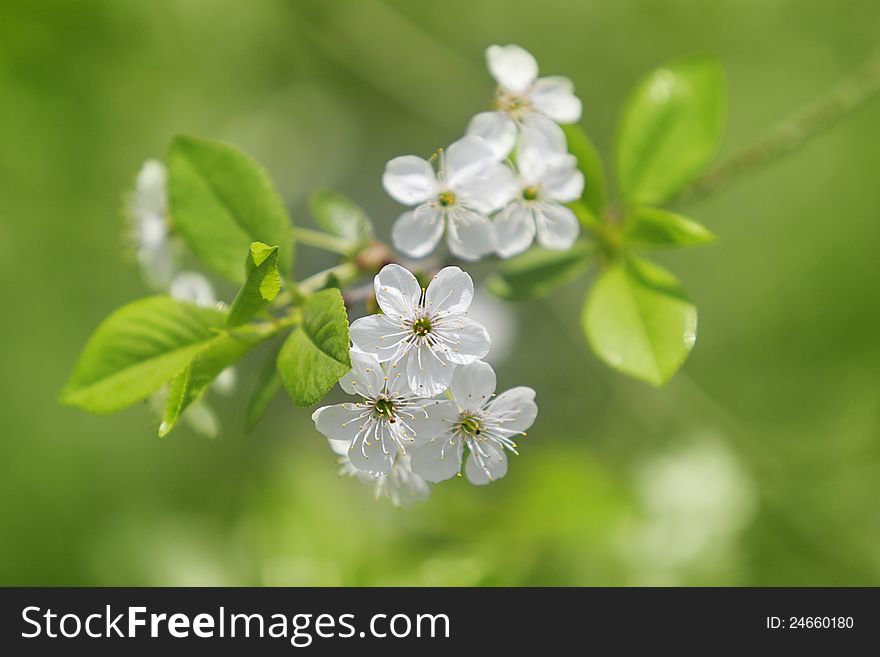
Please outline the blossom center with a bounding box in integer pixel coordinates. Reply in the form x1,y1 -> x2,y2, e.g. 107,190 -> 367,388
438,190 -> 456,207
373,397 -> 396,421
522,185 -> 541,201
412,316 -> 432,337
495,90 -> 533,117
458,414 -> 484,437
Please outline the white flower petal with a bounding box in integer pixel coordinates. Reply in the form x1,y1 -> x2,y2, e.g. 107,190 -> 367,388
183,399 -> 219,439
405,399 -> 460,445
170,271 -> 217,307
467,288 -> 517,366
450,361 -> 497,412
327,437 -> 352,457
406,347 -> 454,397
444,135 -> 496,188
465,441 -> 508,485
391,206 -> 444,259
487,386 -> 538,434
486,44 -> 539,93
515,142 -> 550,185
494,202 -> 537,258
425,266 -> 474,315
382,155 -> 437,205
446,208 -> 495,261
540,159 -> 584,203
382,455 -> 432,507
349,420 -> 396,475
312,403 -> 368,443
212,367 -> 237,396
455,161 -> 518,213
349,314 -> 405,363
339,349 -> 386,397
444,316 -> 491,365
466,111 -> 518,159
411,434 -> 464,483
382,357 -> 410,397
374,263 -> 421,318
132,159 -> 167,217
535,203 -> 580,250
521,114 -> 568,153
530,75 -> 582,123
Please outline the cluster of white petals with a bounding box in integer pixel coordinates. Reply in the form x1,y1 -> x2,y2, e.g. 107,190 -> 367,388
313,265 -> 537,505
130,159 -> 175,289
385,44 -> 584,262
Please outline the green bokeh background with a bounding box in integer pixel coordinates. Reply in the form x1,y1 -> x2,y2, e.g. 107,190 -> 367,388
2,0 -> 879,586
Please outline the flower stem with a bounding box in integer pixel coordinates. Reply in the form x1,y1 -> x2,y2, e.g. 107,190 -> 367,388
293,226 -> 353,255
274,261 -> 362,308
299,261 -> 361,294
680,47 -> 880,202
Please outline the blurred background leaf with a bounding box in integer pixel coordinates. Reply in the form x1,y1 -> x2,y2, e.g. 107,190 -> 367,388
2,0 -> 880,585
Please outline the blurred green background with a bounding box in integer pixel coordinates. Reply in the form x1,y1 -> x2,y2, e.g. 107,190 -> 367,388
2,0 -> 879,586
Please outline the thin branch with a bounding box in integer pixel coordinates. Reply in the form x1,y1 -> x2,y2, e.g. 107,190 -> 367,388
681,48 -> 880,202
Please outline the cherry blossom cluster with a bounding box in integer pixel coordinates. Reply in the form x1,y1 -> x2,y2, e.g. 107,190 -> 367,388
312,264 -> 537,506
385,44 -> 585,262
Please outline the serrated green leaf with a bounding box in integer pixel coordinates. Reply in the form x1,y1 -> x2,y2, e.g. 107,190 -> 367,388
309,189 -> 373,243
624,206 -> 717,249
167,135 -> 293,283
159,325 -> 270,437
487,243 -> 593,301
243,343 -> 283,432
582,255 -> 697,385
617,56 -> 726,205
562,124 -> 607,216
278,288 -> 351,406
227,242 -> 281,327
60,297 -> 227,414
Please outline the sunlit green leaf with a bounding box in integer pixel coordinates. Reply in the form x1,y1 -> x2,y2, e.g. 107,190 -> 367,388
309,189 -> 373,243
582,255 -> 697,385
616,56 -> 726,205
488,243 -> 593,301
624,206 -> 717,249
159,325 -> 271,437
167,135 -> 293,283
60,297 -> 226,414
243,343 -> 283,432
562,124 -> 607,216
227,242 -> 281,327
277,288 -> 351,406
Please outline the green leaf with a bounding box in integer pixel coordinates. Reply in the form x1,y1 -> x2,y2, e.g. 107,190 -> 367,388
616,56 -> 726,205
562,124 -> 607,215
167,135 -> 293,283
60,297 -> 227,414
277,288 -> 351,407
624,206 -> 717,249
227,242 -> 281,327
159,325 -> 269,437
487,243 -> 593,301
582,255 -> 697,386
243,343 -> 283,432
309,189 -> 373,243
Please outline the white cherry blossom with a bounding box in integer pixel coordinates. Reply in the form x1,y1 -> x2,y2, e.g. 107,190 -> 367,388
130,159 -> 175,290
493,130 -> 584,257
312,349 -> 450,475
328,438 -> 431,507
349,264 -> 490,397
467,44 -> 582,159
384,135 -> 516,261
411,361 -> 537,485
